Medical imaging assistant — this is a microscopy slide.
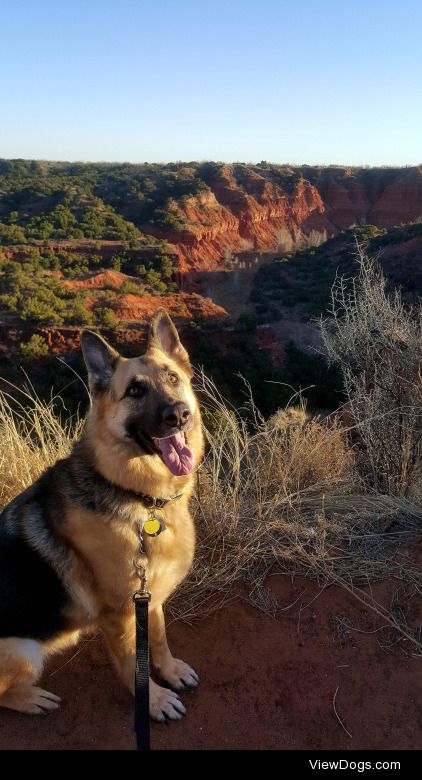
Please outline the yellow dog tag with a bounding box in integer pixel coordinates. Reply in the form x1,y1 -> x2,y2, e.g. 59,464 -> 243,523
143,515 -> 165,537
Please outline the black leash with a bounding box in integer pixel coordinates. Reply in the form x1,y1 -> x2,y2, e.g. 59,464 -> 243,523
134,590 -> 151,751
133,520 -> 152,752
131,491 -> 185,751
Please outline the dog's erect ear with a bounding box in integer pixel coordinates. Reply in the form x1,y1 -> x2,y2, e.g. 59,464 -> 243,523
81,330 -> 119,393
148,309 -> 191,374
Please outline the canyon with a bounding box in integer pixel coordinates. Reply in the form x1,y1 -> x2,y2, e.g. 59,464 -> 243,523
1,160 -> 422,411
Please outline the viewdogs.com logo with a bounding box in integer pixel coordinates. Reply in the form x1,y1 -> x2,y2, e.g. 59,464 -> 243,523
309,760 -> 400,772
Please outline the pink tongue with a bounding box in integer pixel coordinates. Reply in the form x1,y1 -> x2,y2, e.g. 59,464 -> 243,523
154,432 -> 195,476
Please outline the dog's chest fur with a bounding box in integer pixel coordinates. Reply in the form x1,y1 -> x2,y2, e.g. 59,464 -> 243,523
63,499 -> 195,616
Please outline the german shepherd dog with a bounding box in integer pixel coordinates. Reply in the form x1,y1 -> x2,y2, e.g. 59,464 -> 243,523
0,310 -> 204,722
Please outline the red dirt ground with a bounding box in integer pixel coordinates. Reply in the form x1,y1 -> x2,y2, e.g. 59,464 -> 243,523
0,574 -> 421,751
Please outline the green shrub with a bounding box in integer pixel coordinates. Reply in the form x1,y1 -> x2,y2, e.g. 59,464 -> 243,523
94,307 -> 119,330
0,223 -> 27,244
68,300 -> 93,325
21,296 -> 64,326
19,334 -> 49,361
120,281 -> 144,295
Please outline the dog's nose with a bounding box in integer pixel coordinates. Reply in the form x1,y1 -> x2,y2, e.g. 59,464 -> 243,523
162,402 -> 191,429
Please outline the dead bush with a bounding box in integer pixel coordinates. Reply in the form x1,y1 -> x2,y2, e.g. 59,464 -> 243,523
321,243 -> 422,498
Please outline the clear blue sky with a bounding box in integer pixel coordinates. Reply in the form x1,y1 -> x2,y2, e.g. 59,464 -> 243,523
1,0 -> 421,165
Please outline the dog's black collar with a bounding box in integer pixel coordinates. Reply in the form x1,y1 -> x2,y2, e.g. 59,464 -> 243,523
123,485 -> 185,509
90,468 -> 185,509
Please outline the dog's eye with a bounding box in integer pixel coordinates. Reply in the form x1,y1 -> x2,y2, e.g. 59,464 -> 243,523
168,372 -> 179,385
126,383 -> 146,399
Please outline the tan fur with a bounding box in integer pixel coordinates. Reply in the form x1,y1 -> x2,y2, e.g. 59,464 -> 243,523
0,311 -> 204,720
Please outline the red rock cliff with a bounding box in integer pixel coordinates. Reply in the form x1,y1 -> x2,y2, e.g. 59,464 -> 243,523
144,165 -> 422,272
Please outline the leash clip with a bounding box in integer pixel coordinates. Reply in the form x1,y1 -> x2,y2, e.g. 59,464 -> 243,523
133,589 -> 151,602
133,556 -> 150,600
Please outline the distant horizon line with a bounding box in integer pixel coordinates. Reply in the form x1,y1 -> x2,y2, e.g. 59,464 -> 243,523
1,156 -> 422,170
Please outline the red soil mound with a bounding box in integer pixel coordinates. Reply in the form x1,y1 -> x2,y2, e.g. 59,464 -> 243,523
113,293 -> 228,323
65,270 -> 130,290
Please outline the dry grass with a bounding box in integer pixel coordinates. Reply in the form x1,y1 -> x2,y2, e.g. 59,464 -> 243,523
0,379 -> 82,507
266,405 -> 354,493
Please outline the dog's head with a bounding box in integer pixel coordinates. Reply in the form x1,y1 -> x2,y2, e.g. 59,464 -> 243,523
81,309 -> 200,477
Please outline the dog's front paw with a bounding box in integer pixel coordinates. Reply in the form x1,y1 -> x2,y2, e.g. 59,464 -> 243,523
158,658 -> 199,691
149,679 -> 186,722
0,684 -> 61,715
